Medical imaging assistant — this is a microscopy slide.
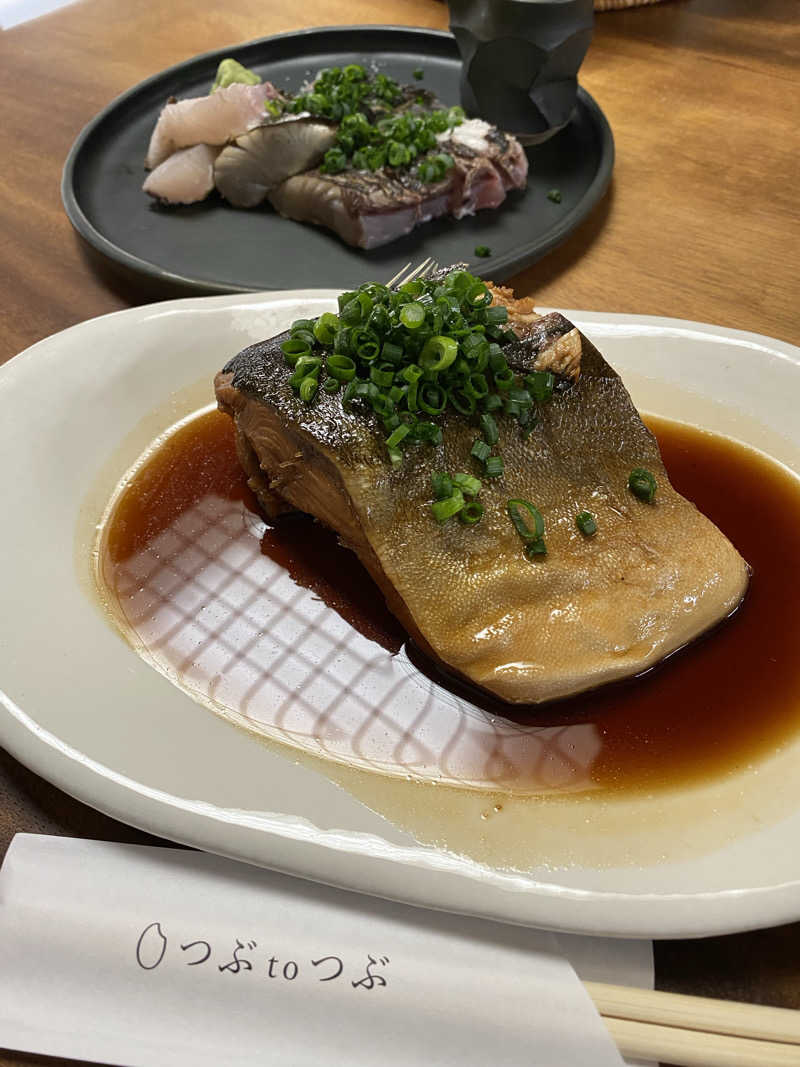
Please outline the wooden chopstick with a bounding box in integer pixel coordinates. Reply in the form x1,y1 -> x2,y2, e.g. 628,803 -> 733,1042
586,982 -> 800,1044
603,1016 -> 800,1067
584,982 -> 800,1067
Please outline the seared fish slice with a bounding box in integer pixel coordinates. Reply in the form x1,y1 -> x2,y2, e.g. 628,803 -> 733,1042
438,120 -> 529,218
213,118 -> 339,208
267,123 -> 528,249
268,167 -> 455,249
215,313 -> 748,704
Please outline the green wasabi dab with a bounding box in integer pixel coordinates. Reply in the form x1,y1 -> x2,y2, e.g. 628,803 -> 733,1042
211,58 -> 261,93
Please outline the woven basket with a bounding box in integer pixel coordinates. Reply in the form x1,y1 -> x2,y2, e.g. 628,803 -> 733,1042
595,0 -> 669,8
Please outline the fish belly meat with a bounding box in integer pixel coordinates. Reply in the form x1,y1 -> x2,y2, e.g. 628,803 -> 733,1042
214,300 -> 748,704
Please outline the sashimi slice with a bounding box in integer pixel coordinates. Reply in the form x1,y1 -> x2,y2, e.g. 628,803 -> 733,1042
144,82 -> 278,169
142,144 -> 220,204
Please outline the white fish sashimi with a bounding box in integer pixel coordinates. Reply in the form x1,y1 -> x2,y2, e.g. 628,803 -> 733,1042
142,144 -> 221,204
144,82 -> 278,169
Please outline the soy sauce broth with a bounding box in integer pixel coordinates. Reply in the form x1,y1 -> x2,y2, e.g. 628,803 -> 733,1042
102,408 -> 800,795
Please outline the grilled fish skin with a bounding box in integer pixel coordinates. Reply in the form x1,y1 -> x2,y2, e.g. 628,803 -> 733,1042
267,123 -> 529,249
213,118 -> 339,208
215,314 -> 748,704
267,167 -> 455,250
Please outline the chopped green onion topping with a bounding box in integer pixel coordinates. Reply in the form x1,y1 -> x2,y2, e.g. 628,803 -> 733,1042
505,388 -> 533,419
547,188 -> 562,203
400,302 -> 426,329
459,500 -> 484,526
321,147 -> 348,174
452,472 -> 482,498
297,65 -> 462,182
431,469 -> 486,529
413,68 -> 424,80
526,370 -> 555,402
299,376 -> 318,404
576,510 -> 597,536
289,355 -> 321,388
628,468 -> 658,503
507,499 -> 545,542
474,245 -> 491,258
278,268 -> 566,540
432,472 -> 454,500
291,330 -> 316,349
412,421 -> 442,445
314,312 -> 340,345
524,538 -> 547,558
420,335 -> 458,373
327,353 -> 356,381
370,363 -> 395,388
484,305 -> 508,326
386,424 -> 411,450
280,338 -> 311,365
493,365 -> 514,390
415,152 -> 455,183
431,490 -> 465,523
478,412 -> 499,446
471,440 -> 491,464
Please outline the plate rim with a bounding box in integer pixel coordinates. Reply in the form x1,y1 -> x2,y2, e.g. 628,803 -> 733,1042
60,24 -> 615,295
2,291 -> 799,940
5,676 -> 800,942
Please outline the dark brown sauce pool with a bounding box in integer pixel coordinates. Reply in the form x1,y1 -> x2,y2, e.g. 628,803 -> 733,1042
104,408 -> 800,794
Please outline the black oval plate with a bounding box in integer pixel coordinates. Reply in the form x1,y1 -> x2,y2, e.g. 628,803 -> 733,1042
62,26 -> 614,294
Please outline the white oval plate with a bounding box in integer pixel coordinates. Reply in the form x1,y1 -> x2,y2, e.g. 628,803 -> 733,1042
1,290 -> 799,939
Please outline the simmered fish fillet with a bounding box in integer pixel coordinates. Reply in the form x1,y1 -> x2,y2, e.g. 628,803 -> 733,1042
215,303 -> 748,704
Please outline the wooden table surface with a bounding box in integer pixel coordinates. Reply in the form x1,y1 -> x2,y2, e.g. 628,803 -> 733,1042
1,0 -> 799,1064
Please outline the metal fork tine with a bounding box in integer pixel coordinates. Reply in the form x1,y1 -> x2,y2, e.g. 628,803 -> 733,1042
385,262 -> 413,290
404,256 -> 433,284
388,256 -> 431,289
386,256 -> 441,290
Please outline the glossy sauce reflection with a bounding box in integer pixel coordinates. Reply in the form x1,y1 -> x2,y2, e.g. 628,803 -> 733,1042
103,408 -> 800,795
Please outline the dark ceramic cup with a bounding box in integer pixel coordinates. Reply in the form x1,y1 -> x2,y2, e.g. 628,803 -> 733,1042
448,0 -> 594,142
